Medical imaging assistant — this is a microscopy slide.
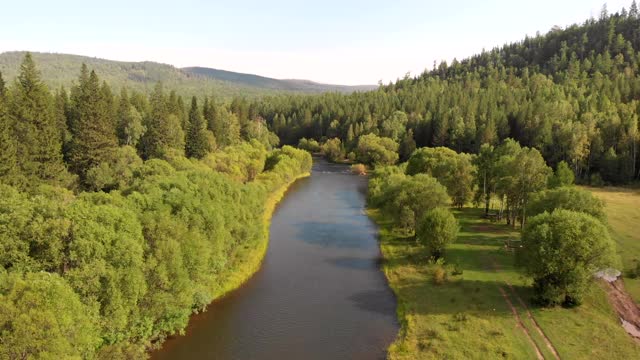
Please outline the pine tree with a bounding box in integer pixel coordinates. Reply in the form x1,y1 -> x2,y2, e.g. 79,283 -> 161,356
8,53 -> 69,186
185,97 -> 210,159
68,68 -> 119,180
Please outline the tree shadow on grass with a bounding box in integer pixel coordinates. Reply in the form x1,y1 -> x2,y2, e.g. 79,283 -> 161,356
391,277 -> 537,318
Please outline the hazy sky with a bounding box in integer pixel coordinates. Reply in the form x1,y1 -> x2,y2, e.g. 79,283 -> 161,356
0,0 -> 633,84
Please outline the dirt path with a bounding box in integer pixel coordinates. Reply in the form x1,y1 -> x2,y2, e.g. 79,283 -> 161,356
603,279 -> 640,343
498,286 -> 545,360
491,259 -> 561,360
507,283 -> 561,359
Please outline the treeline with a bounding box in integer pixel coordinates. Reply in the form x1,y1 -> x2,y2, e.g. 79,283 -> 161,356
369,142 -> 616,306
242,4 -> 640,184
0,54 -> 311,358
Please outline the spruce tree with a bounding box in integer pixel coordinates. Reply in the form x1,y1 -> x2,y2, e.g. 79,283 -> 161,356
185,97 -> 210,159
53,87 -> 71,151
0,71 -> 19,185
140,83 -> 184,159
631,1 -> 639,18
68,68 -> 118,180
8,53 -> 69,186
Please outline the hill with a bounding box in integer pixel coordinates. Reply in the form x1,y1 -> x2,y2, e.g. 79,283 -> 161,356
0,51 -> 375,98
182,66 -> 376,93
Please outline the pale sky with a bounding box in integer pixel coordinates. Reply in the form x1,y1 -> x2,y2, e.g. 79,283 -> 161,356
0,0 -> 633,85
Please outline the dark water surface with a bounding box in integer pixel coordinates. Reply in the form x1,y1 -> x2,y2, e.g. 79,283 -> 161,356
152,158 -> 398,360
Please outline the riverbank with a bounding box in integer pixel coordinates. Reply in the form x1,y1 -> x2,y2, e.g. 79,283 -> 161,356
211,172 -> 311,300
587,186 -> 640,303
368,207 -> 640,359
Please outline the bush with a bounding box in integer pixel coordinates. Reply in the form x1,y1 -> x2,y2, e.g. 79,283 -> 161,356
350,163 -> 367,175
432,266 -> 447,285
417,208 -> 459,259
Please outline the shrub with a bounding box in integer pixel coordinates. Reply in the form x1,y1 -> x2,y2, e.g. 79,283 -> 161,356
433,266 -> 447,285
350,163 -> 367,175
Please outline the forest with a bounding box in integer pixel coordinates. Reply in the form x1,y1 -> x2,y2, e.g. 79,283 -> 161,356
2,2 -> 640,359
0,54 -> 311,358
248,4 -> 640,185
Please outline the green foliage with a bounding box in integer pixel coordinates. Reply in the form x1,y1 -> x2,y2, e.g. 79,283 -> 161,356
139,83 -> 185,159
7,53 -> 72,188
202,140 -> 267,182
85,146 -> 143,192
185,97 -> 212,159
519,210 -> 617,306
243,117 -> 280,150
297,137 -> 322,153
322,137 -> 344,162
0,56 -> 312,357
355,133 -> 398,166
369,169 -> 450,232
116,88 -> 145,147
548,161 -> 575,188
527,187 -> 607,223
0,271 -> 101,359
239,8 -> 640,185
68,66 -> 119,181
380,110 -> 408,141
417,208 -> 459,259
406,147 -> 475,208
211,106 -> 241,147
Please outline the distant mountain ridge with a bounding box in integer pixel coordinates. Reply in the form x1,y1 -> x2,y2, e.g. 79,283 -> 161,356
0,51 -> 376,98
182,66 -> 376,93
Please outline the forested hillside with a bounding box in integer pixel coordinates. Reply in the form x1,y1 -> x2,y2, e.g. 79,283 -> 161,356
0,53 -> 311,358
0,52 -> 374,99
249,3 -> 640,184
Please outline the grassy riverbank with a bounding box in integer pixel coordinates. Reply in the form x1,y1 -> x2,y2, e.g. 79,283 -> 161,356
587,186 -> 640,303
370,207 -> 640,359
211,172 -> 310,300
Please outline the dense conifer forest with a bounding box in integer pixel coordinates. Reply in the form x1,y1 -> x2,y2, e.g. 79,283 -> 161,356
251,4 -> 640,184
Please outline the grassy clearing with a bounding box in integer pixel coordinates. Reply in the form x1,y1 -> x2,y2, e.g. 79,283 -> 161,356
212,172 -> 310,299
371,207 -> 640,359
586,186 -> 640,303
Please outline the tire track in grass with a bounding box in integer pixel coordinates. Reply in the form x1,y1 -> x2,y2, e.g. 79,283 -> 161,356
491,257 -> 560,359
507,283 -> 561,359
498,286 -> 545,360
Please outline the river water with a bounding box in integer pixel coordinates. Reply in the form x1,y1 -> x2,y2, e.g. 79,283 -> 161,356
152,158 -> 398,360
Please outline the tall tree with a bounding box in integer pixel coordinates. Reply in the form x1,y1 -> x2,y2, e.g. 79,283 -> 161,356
8,53 -> 69,186
68,68 -> 118,180
0,71 -> 19,185
185,97 -> 210,159
140,83 -> 185,158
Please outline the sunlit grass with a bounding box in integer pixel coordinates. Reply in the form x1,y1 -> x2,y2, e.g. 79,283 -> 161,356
371,207 -> 640,359
586,186 -> 640,303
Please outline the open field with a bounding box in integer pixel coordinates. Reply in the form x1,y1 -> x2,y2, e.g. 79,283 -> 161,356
371,207 -> 640,359
586,187 -> 640,303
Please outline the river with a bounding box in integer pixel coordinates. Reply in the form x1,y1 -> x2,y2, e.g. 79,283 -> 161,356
152,158 -> 398,360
